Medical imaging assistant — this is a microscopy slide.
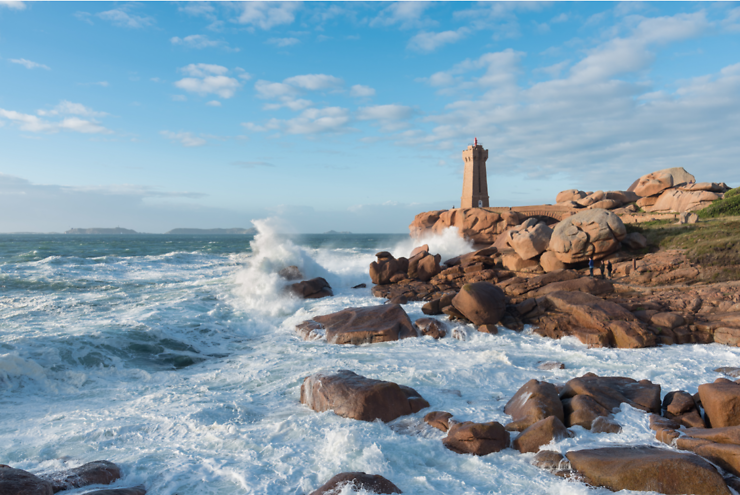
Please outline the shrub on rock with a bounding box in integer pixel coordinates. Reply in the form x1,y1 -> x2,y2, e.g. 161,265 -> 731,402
300,370 -> 428,423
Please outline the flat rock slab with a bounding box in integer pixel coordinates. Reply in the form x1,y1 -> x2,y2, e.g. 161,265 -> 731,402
310,304 -> 418,345
567,446 -> 730,494
310,472 -> 402,495
300,370 -> 428,423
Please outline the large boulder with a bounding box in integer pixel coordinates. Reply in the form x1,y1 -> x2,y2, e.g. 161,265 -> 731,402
300,370 -> 428,423
442,421 -> 510,456
305,304 -> 419,345
407,251 -> 441,281
699,379 -> 740,428
504,379 -> 564,431
289,278 -> 333,299
548,209 -> 627,263
556,189 -> 587,203
512,416 -> 572,453
505,220 -> 553,260
369,252 -> 407,285
40,461 -> 121,492
606,190 -> 640,203
629,167 -> 697,197
566,446 -> 730,494
642,189 -> 723,213
0,466 -> 53,495
533,291 -> 656,348
310,472 -> 402,495
560,373 -> 661,414
539,251 -> 567,272
451,283 -> 506,326
409,208 -> 524,244
577,191 -> 606,208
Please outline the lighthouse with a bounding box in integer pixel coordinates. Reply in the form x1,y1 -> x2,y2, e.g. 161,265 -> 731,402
460,137 -> 489,208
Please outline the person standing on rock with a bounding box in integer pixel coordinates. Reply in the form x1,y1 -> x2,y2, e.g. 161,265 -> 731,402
599,260 -> 605,280
588,257 -> 594,277
607,260 -> 613,279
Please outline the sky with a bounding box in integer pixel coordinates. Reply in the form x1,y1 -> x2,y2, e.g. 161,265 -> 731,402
1,1 -> 739,233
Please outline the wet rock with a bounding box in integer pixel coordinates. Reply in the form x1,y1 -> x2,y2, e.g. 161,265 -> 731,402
513,416 -> 573,453
388,294 -> 408,305
663,390 -> 696,416
0,466 -> 53,495
415,317 -> 447,339
538,361 -> 565,370
408,251 -> 441,282
300,370 -> 428,423
369,253 -> 406,285
442,421 -> 510,456
560,373 -> 661,414
82,488 -> 147,495
717,367 -> 740,378
567,446 -> 730,494
477,324 -> 499,334
531,451 -> 575,477
562,394 -> 611,430
351,283 -> 367,289
691,443 -> 740,478
504,379 -> 564,431
451,282 -> 506,326
684,426 -> 740,445
311,304 -> 419,345
289,277 -> 333,299
699,379 -> 740,427
424,411 -> 453,432
548,209 -> 627,264
310,472 -> 402,495
295,320 -> 324,341
590,416 -> 622,434
41,461 -> 122,492
278,265 -> 303,280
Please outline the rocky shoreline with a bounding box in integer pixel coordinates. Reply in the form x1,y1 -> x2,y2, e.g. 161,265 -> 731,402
278,167 -> 740,494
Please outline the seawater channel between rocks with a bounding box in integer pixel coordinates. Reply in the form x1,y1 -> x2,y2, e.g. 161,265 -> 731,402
1,229 -> 738,494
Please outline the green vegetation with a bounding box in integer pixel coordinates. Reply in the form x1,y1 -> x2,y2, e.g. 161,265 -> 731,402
725,187 -> 740,199
625,217 -> 740,270
697,194 -> 740,219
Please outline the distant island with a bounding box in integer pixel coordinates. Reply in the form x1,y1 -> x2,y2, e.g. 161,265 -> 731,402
165,228 -> 257,235
66,227 -> 138,235
324,230 -> 353,235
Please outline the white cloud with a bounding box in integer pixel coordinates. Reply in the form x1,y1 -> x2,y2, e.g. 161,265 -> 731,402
408,28 -> 470,52
266,37 -> 300,47
350,84 -> 375,97
357,104 -> 416,131
174,64 -> 240,98
370,2 -> 435,30
283,74 -> 343,91
254,80 -> 297,99
235,68 -> 252,80
723,7 -> 740,33
551,13 -> 569,23
161,131 -> 206,147
206,100 -> 221,107
37,101 -> 107,118
0,1 -> 25,10
171,34 -> 221,49
10,58 -> 50,70
534,60 -> 570,78
179,63 -> 229,77
0,107 -> 110,134
237,2 -> 299,29
179,2 -> 216,19
97,8 -> 155,28
243,107 -> 351,135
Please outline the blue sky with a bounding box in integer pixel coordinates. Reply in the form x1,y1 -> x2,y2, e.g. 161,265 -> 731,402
1,1 -> 739,233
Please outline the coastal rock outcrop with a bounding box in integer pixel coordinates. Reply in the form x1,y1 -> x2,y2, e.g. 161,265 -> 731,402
40,461 -> 122,492
298,304 -> 418,345
369,252 -> 408,285
629,167 -> 697,197
566,446 -> 730,494
642,189 -> 724,213
310,472 -> 402,495
547,209 -> 627,263
498,218 -> 553,260
409,208 -> 524,244
451,282 -> 506,327
300,370 -> 428,422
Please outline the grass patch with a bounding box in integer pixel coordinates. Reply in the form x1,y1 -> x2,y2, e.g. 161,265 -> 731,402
697,194 -> 740,219
725,187 -> 740,199
624,217 -> 740,267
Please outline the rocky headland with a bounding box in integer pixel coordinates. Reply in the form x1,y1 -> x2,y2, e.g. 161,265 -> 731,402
282,166 -> 740,494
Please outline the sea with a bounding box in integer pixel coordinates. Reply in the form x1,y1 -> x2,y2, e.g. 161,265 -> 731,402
1,221 -> 738,495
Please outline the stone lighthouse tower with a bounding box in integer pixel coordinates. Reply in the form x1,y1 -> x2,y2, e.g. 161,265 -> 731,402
461,137 -> 489,208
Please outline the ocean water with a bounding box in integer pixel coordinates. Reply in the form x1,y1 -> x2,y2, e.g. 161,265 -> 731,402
1,223 -> 739,495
